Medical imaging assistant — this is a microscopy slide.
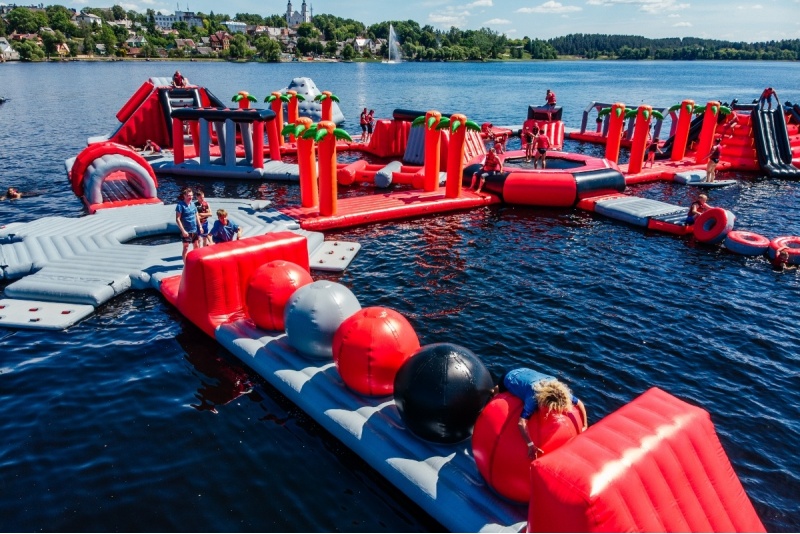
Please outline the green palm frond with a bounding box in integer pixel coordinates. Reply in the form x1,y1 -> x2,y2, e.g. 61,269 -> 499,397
450,119 -> 462,132
301,125 -> 319,139
232,94 -> 243,102
281,123 -> 296,136
465,120 -> 481,132
720,106 -> 732,116
597,107 -> 611,118
330,94 -> 340,103
333,128 -> 352,142
435,117 -> 451,130
411,116 -> 425,127
314,129 -> 328,142
624,109 -> 637,119
652,110 -> 664,120
247,95 -> 257,102
265,95 -> 277,103
668,104 -> 681,113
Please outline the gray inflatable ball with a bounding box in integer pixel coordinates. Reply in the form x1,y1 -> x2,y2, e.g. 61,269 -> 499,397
284,280 -> 361,360
393,343 -> 495,444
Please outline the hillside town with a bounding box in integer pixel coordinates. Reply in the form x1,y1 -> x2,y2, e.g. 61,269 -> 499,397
1,1 -> 798,62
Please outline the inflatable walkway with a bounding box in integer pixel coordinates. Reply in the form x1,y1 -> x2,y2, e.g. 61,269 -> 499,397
0,200 -> 359,330
157,232 -> 764,532
751,105 -> 800,179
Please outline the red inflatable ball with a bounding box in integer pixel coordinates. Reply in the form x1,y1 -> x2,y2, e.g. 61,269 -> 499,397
472,392 -> 583,503
245,260 -> 313,331
332,307 -> 420,396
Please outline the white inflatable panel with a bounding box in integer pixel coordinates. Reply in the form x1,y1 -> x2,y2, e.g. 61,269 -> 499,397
595,196 -> 686,228
674,170 -> 707,184
309,241 -> 361,272
0,299 -> 94,330
215,320 -> 527,533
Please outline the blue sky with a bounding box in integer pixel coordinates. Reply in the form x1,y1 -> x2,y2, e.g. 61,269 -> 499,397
70,0 -> 800,42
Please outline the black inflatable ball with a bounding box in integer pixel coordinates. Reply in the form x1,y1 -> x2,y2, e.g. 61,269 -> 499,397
393,343 -> 495,444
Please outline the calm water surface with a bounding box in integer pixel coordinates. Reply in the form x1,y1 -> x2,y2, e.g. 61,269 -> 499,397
1,60 -> 799,531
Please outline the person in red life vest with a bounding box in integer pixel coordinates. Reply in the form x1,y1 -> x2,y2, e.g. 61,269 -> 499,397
533,128 -> 550,169
545,89 -> 556,106
172,70 -> 186,88
686,193 -> 713,224
522,126 -> 535,162
143,139 -> 163,155
759,87 -> 777,110
646,135 -> 662,168
705,137 -> 722,183
359,108 -> 369,143
721,112 -> 739,138
469,146 -> 503,194
493,140 -> 504,155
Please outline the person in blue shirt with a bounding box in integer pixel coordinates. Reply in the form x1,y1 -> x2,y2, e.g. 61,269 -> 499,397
175,187 -> 201,262
209,209 -> 242,244
502,368 -> 588,459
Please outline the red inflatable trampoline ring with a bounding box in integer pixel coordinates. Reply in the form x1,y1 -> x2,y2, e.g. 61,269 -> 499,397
693,208 -> 735,244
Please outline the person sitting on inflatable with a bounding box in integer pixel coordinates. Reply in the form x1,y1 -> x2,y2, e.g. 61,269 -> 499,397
498,368 -> 588,459
545,89 -> 557,107
686,193 -> 713,224
172,70 -> 187,88
470,146 -> 503,194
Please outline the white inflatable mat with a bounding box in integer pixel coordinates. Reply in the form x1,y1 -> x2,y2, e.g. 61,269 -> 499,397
0,299 -> 94,330
309,241 -> 361,272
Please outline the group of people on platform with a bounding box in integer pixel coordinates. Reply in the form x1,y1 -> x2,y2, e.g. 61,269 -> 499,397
360,108 -> 375,144
175,187 -> 242,262
522,125 -> 552,168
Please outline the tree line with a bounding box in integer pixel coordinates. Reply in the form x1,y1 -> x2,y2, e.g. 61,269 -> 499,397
1,5 -> 798,62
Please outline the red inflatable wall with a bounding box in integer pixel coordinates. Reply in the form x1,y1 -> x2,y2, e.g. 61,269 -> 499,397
160,233 -> 310,337
528,388 -> 764,533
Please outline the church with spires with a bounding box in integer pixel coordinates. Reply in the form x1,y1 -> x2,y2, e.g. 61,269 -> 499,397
286,1 -> 312,27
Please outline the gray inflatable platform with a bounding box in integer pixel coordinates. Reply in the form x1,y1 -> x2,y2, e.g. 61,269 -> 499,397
594,196 -> 688,228
216,320 -> 527,533
280,77 -> 345,125
0,199 -> 358,330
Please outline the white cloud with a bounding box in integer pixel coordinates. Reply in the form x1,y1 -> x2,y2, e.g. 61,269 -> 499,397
586,0 -> 689,14
467,0 -> 494,7
506,28 -> 518,34
517,1 -> 582,14
673,21 -> 692,27
428,9 -> 472,27
667,13 -> 680,17
484,18 -> 512,24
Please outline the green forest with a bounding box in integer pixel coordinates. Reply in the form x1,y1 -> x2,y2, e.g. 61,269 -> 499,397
1,4 -> 798,62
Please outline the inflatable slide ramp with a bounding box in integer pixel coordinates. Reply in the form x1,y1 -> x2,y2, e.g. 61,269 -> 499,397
751,106 -> 800,179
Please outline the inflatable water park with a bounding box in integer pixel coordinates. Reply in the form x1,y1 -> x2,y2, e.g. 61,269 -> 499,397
2,75 -> 797,532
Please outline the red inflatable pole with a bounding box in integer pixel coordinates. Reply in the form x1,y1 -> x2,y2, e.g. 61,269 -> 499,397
695,101 -> 720,164
317,120 -> 338,216
445,113 -> 468,199
671,99 -> 695,162
269,92 -> 285,148
295,117 -> 318,208
172,117 -> 185,164
266,119 -> 281,162
286,90 -> 300,143
320,91 -> 333,122
252,120 -> 264,169
605,103 -> 626,163
423,110 -> 442,192
627,105 -> 652,175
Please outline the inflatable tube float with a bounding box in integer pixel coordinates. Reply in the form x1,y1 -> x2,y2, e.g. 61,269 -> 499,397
466,150 -> 624,207
724,230 -> 770,256
693,208 -> 736,244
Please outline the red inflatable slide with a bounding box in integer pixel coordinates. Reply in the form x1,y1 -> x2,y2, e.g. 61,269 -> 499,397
528,387 -> 764,532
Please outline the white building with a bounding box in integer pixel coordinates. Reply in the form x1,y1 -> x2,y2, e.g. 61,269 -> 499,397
0,37 -> 21,61
223,21 -> 246,34
153,10 -> 203,30
74,12 -> 102,26
285,0 -> 311,27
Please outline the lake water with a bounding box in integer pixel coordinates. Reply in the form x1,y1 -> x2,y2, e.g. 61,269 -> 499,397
1,60 -> 799,531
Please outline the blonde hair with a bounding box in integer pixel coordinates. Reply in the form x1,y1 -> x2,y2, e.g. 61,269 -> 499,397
533,379 -> 572,414
216,209 -> 227,218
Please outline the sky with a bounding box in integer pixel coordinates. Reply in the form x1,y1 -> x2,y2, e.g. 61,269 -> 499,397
62,0 -> 800,42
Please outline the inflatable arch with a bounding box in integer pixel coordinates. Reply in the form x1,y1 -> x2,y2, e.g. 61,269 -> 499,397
70,142 -> 159,211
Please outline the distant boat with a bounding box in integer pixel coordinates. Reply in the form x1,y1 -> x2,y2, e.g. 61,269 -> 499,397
0,97 -> 7,105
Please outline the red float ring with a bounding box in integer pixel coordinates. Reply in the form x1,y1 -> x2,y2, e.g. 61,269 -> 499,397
693,208 -> 735,244
724,230 -> 770,256
768,236 -> 800,264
